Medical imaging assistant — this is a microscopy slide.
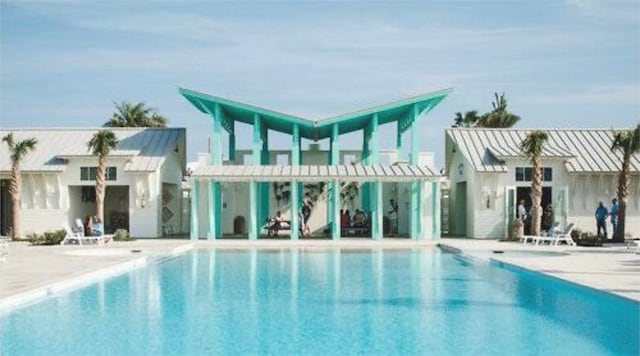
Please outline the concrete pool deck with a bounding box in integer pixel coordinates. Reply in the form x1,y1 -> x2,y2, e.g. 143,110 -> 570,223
0,238 -> 638,309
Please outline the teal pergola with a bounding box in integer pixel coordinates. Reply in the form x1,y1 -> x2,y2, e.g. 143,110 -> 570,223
180,86 -> 452,240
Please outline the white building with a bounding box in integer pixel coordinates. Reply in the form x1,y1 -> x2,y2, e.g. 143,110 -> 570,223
0,128 -> 186,238
445,128 -> 640,239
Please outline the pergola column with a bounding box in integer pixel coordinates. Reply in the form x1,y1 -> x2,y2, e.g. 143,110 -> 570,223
251,115 -> 262,239
260,123 -> 270,233
228,120 -> 236,162
290,124 -> 301,240
205,104 -> 223,240
329,124 -> 340,239
396,120 -> 404,162
410,104 -> 422,239
190,180 -> 200,240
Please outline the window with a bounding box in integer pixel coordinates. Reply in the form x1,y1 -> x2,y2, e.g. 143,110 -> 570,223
515,167 -> 552,182
81,167 -> 117,181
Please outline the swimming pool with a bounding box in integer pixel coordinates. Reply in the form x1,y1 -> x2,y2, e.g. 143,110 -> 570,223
0,249 -> 638,355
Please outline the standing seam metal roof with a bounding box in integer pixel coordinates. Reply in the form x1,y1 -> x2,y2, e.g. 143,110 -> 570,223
446,128 -> 640,173
192,164 -> 437,182
0,128 -> 185,173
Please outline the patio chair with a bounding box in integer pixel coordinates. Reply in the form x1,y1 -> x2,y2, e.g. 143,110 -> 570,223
61,222 -> 88,245
536,223 -> 576,246
520,222 -> 560,244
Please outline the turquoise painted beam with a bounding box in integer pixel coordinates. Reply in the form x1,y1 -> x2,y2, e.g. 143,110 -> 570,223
190,180 -> 200,240
207,181 -> 215,240
228,119 -> 236,162
330,124 -> 340,164
249,182 -> 258,240
290,180 -> 299,240
431,181 -> 441,239
372,181 -> 383,240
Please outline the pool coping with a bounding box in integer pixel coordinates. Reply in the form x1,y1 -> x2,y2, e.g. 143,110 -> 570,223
0,244 -> 194,313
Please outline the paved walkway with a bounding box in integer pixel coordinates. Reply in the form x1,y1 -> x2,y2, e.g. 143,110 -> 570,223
439,238 -> 640,301
0,237 -> 638,310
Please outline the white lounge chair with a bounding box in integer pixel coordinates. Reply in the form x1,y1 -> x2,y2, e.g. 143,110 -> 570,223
536,223 -> 576,246
61,221 -> 87,245
520,222 -> 560,244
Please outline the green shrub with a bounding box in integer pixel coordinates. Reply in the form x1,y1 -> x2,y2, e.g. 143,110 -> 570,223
28,230 -> 66,245
113,229 -> 133,241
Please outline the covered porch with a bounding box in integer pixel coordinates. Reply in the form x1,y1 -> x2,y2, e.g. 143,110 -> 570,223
190,164 -> 441,240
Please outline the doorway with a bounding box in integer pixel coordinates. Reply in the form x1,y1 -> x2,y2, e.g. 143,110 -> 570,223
516,186 -> 552,234
0,180 -> 12,236
453,182 -> 467,236
69,185 -> 130,234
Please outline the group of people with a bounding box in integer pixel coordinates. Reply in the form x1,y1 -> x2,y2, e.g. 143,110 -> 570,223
595,198 -> 619,239
339,199 -> 399,236
517,200 -> 555,234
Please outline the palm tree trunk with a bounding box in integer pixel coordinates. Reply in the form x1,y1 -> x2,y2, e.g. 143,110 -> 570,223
8,163 -> 21,240
615,156 -> 630,243
95,155 -> 106,224
530,156 -> 543,236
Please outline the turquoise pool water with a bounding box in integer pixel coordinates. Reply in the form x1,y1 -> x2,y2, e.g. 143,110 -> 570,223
0,249 -> 638,355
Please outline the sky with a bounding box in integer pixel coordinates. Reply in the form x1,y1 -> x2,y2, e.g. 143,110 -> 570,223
1,0 -> 639,168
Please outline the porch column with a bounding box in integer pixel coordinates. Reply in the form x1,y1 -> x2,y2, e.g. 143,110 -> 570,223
369,114 -> 380,165
249,181 -> 258,240
431,180 -> 441,239
207,181 -> 215,239
331,180 -> 341,240
252,114 -> 262,165
190,180 -> 200,240
290,180 -> 299,240
372,180 -> 383,240
410,182 -> 421,239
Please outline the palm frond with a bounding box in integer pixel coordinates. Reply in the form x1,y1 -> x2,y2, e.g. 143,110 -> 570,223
88,130 -> 119,157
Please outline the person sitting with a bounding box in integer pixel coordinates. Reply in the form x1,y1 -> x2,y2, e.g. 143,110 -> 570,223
353,210 -> 366,228
92,216 -> 104,236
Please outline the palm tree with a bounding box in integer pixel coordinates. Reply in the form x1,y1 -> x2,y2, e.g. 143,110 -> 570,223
452,110 -> 480,128
2,134 -> 37,240
87,130 -> 119,224
610,124 -> 640,242
104,101 -> 168,127
477,93 -> 520,128
520,130 -> 548,236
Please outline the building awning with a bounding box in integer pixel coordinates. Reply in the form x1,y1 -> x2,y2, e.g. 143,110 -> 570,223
192,164 -> 438,182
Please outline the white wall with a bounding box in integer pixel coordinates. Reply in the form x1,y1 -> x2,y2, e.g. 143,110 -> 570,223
446,147 -> 640,238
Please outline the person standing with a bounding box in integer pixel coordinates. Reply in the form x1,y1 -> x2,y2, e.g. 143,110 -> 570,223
301,197 -> 312,237
388,199 -> 398,236
518,200 -> 527,222
595,202 -> 609,238
610,198 -> 619,240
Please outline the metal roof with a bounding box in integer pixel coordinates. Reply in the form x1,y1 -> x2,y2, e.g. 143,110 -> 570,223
179,87 -> 452,140
192,164 -> 437,182
446,128 -> 640,173
0,128 -> 185,173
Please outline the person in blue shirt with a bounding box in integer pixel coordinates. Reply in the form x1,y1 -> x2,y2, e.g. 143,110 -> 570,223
594,202 -> 608,238
610,198 -> 619,239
